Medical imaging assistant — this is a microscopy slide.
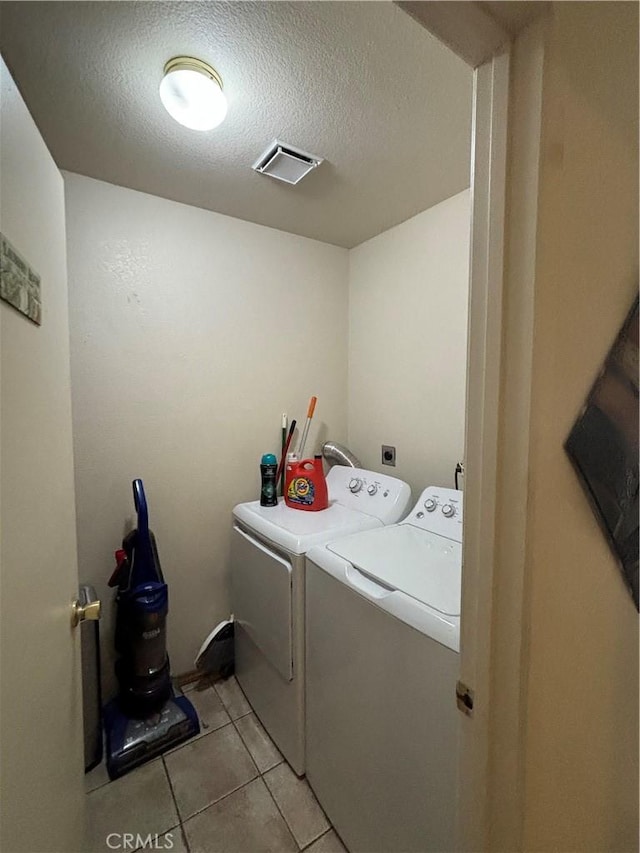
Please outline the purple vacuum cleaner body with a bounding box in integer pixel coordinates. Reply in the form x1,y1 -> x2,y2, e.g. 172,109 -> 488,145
104,479 -> 199,779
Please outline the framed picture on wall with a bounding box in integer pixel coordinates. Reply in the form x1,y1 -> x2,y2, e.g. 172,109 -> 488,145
0,232 -> 41,325
565,296 -> 639,610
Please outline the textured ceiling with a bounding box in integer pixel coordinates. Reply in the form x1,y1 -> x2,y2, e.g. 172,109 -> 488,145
0,1 -> 472,248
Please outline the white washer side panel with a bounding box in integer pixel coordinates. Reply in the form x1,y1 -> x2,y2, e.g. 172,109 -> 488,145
231,525 -> 293,681
306,559 -> 460,853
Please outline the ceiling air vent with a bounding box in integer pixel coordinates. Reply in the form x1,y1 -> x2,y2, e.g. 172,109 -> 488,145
252,140 -> 324,186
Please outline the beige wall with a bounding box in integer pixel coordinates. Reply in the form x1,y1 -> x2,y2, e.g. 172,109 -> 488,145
348,190 -> 470,497
494,4 -> 639,850
64,173 -> 349,691
0,58 -> 83,851
65,174 -> 470,692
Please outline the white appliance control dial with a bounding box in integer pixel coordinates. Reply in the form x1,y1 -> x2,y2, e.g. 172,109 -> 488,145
367,484 -> 378,496
349,478 -> 363,494
407,487 -> 463,542
324,466 -> 412,524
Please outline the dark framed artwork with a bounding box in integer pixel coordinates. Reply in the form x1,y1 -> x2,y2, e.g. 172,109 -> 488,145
565,296 -> 639,609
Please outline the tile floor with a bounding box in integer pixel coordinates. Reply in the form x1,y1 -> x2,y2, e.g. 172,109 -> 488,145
84,677 -> 347,853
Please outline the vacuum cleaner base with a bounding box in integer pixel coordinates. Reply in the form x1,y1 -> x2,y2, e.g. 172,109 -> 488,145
104,688 -> 199,780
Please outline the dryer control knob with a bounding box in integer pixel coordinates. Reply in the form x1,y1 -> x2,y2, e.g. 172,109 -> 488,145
367,484 -> 378,496
442,503 -> 456,518
349,478 -> 363,493
424,498 -> 437,512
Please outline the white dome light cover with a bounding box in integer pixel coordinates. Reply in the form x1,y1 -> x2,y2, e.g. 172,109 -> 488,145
160,56 -> 227,131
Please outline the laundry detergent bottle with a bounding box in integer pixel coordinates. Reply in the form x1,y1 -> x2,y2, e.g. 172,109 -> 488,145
260,453 -> 278,507
285,455 -> 328,512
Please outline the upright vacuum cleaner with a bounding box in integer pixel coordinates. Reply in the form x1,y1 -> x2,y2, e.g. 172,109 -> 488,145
104,479 -> 199,779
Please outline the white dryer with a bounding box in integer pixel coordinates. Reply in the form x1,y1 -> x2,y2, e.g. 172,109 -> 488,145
231,466 -> 411,775
305,486 -> 463,853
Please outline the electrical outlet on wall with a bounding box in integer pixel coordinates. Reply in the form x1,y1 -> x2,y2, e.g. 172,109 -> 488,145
381,445 -> 396,466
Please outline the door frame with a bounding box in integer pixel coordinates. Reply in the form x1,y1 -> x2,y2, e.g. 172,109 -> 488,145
396,4 -> 540,850
457,48 -> 511,852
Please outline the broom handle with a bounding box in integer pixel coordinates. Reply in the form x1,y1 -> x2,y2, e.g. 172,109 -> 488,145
280,413 -> 287,495
276,420 -> 297,485
297,396 -> 317,460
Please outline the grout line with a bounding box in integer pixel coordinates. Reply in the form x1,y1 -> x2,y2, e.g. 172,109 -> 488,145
161,754 -> 184,828
220,706 -> 253,723
163,721 -> 253,823
179,775 -> 261,825
261,769 -> 307,851
175,824 -> 190,853
236,726 -> 285,775
231,716 -> 261,775
233,708 -> 253,720
132,821 -> 182,853
85,775 -> 111,795
299,827 -> 333,851
263,767 -> 334,851
179,677 -> 302,846
232,713 -> 283,775
226,695 -> 327,849
163,717 -> 234,757
212,676 -> 253,722
297,826 -> 333,851
84,753 -> 163,796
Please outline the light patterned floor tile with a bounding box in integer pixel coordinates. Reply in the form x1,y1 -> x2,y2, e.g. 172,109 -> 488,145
264,761 -> 330,848
176,684 -> 230,745
134,826 -> 188,853
84,759 -> 110,793
84,759 -> 178,852
235,712 -> 283,773
164,722 -> 258,819
213,675 -> 252,719
183,777 -> 297,853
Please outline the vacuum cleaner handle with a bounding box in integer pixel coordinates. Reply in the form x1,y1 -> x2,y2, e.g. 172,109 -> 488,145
129,478 -> 163,586
132,479 -> 149,537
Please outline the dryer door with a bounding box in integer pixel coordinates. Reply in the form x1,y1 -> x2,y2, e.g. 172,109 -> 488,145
231,524 -> 293,681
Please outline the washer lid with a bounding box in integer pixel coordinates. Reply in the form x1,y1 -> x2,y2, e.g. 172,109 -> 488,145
233,499 -> 382,554
326,524 -> 462,615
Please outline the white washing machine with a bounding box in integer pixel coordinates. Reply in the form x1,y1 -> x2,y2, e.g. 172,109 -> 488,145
231,466 -> 411,775
305,486 -> 463,853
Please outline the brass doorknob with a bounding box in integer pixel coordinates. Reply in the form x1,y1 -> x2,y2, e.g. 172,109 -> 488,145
71,596 -> 101,628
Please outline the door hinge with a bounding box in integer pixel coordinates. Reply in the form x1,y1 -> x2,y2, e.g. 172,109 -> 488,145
456,680 -> 474,717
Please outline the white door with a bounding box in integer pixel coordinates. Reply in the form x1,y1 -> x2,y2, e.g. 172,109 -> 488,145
0,56 -> 86,852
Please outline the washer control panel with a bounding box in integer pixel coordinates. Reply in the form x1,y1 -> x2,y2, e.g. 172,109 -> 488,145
404,486 -> 463,542
327,465 -> 412,525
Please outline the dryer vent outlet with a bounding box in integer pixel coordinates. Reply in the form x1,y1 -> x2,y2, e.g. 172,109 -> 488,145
382,445 -> 396,466
252,139 -> 324,185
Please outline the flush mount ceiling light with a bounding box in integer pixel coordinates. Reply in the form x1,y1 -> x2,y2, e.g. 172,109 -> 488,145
159,56 -> 227,131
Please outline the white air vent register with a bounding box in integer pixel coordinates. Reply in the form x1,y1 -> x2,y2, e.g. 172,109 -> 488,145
252,140 -> 324,185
